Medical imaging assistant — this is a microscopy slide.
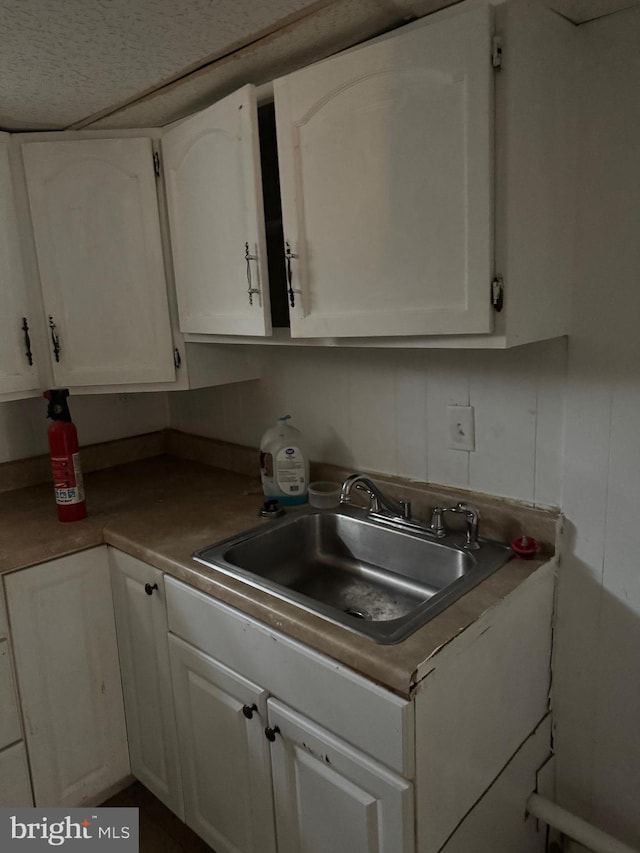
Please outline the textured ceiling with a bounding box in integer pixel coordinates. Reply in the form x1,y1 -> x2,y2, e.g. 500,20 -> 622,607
0,0 -> 330,129
1,0 -> 639,131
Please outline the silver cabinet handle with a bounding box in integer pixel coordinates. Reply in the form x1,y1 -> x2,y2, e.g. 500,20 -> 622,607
245,242 -> 261,306
285,240 -> 298,308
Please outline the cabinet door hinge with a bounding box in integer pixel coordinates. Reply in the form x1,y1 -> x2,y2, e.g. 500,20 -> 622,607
153,151 -> 161,177
492,35 -> 503,70
491,275 -> 504,312
174,348 -> 182,369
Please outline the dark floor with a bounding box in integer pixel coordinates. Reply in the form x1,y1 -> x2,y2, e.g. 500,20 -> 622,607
104,782 -> 213,852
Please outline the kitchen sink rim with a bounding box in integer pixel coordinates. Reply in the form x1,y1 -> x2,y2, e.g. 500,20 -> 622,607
192,504 -> 512,644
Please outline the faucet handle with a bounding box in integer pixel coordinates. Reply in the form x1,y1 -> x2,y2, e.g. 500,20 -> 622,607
354,482 -> 380,512
456,501 -> 480,520
399,500 -> 412,520
428,506 -> 447,538
455,502 -> 481,549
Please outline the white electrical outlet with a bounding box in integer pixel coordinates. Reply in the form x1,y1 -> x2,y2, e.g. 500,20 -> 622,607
447,405 -> 475,451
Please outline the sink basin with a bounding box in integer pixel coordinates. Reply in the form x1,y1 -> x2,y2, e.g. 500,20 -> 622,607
194,506 -> 512,644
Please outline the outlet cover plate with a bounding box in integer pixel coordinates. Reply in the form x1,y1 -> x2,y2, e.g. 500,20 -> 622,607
447,405 -> 475,451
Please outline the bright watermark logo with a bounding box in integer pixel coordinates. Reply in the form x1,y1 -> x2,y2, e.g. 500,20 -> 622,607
0,808 -> 138,850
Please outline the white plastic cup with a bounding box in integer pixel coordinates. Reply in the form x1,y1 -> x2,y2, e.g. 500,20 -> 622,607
308,481 -> 341,509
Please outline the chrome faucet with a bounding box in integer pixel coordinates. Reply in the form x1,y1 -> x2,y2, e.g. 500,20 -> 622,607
339,474 -> 412,521
429,502 -> 481,550
340,474 -> 481,548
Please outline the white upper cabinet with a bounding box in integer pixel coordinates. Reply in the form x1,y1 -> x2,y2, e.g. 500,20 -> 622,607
0,137 -> 39,396
274,6 -> 493,339
22,137 -> 176,386
163,85 -> 271,336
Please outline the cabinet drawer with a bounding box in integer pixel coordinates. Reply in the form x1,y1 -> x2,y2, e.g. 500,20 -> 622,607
0,742 -> 33,807
0,639 -> 21,750
166,577 -> 414,777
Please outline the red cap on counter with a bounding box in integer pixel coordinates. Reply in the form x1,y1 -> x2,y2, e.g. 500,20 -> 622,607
510,536 -> 538,559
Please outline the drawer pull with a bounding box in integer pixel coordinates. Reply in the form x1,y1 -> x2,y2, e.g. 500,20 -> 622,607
265,725 -> 280,742
144,583 -> 158,596
242,703 -> 258,720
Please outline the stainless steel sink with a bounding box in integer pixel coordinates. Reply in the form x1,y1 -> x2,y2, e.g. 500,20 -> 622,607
194,506 -> 512,644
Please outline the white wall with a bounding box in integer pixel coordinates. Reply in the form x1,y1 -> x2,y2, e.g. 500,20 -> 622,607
0,392 -> 168,464
0,338 -> 567,511
553,6 -> 640,847
169,339 -> 567,508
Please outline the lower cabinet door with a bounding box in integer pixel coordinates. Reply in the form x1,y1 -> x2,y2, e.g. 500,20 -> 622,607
5,547 -> 130,807
109,549 -> 183,819
0,742 -> 33,806
168,634 -> 277,853
0,638 -> 22,749
268,698 -> 414,853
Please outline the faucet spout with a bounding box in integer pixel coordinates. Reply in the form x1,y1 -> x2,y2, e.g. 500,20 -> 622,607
339,474 -> 411,520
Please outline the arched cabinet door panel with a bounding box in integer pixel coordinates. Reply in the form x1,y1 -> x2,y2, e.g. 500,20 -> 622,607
5,547 -> 129,807
162,84 -> 271,337
268,698 -> 414,853
22,137 -> 176,387
169,635 -> 277,853
274,5 -> 493,338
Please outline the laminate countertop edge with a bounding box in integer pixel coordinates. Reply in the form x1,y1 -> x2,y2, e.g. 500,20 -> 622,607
0,455 -> 553,698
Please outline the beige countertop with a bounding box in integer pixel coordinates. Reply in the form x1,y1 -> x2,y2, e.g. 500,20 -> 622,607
0,454 -> 548,698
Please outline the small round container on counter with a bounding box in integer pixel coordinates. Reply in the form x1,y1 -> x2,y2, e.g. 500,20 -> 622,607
308,481 -> 342,509
510,536 -> 539,559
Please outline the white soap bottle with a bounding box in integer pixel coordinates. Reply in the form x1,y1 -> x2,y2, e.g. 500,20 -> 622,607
259,415 -> 309,505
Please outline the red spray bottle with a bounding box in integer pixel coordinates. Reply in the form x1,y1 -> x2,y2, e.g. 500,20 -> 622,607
44,389 -> 87,522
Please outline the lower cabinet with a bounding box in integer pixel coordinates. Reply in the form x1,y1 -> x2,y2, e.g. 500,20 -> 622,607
0,541 -> 553,846
169,634 -> 276,853
0,585 -> 33,807
268,698 -> 413,853
168,633 -> 413,853
165,573 -> 415,853
109,550 -> 184,819
5,547 -> 130,806
112,549 -> 414,852
0,743 -> 33,806
108,548 -> 552,853
0,638 -> 22,750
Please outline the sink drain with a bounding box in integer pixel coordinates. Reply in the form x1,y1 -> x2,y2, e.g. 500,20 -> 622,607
344,607 -> 373,621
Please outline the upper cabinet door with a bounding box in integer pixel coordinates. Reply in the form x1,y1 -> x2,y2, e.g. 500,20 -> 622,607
22,137 -> 175,386
0,138 -> 39,395
274,6 -> 493,338
162,85 -> 271,336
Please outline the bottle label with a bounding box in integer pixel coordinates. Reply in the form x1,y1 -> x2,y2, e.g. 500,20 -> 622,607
275,446 -> 306,495
51,453 -> 85,505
